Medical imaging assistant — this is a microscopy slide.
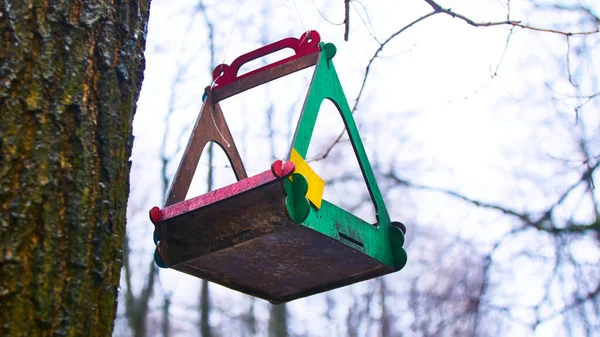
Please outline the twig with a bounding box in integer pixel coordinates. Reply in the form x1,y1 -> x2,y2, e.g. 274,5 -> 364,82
318,1 -> 599,161
384,168 -> 600,234
422,0 -> 599,36
530,1 -> 600,24
351,0 -> 381,44
384,171 -> 534,225
540,282 -> 600,321
314,11 -> 438,161
310,0 -> 345,26
535,160 -> 600,227
493,26 -> 515,77
352,10 -> 439,115
344,0 -> 350,41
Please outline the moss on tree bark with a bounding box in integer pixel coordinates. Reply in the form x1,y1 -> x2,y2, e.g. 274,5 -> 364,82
0,1 -> 150,336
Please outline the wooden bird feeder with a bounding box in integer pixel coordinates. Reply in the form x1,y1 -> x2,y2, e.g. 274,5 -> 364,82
149,31 -> 407,304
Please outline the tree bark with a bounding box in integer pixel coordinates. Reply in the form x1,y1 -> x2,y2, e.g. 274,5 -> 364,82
0,1 -> 150,336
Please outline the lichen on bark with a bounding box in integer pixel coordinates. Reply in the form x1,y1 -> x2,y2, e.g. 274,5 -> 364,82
0,1 -> 151,336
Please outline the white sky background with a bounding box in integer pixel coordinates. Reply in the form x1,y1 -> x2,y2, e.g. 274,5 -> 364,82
118,0 -> 599,336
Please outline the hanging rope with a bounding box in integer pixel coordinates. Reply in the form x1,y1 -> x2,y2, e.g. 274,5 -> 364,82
204,0 -> 245,148
291,0 -> 308,33
220,0 -> 243,69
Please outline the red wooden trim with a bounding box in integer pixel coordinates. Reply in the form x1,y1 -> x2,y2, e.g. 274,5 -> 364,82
212,31 -> 320,87
271,160 -> 295,178
151,161 -> 295,223
149,206 -> 162,224
209,53 -> 319,103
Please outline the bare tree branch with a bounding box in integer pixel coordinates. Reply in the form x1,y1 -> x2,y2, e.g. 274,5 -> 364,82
422,0 -> 600,36
383,166 -> 600,235
315,11 -> 438,161
317,2 -> 599,161
530,1 -> 600,24
351,10 -> 439,115
123,234 -> 158,337
384,171 -> 535,225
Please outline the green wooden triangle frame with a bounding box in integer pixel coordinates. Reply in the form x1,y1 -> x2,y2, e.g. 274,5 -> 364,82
289,42 -> 407,271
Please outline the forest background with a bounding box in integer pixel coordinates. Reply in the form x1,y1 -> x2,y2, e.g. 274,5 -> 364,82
0,0 -> 596,336
118,0 -> 599,336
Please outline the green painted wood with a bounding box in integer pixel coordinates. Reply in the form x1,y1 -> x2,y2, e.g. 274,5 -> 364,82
289,42 -> 407,271
284,173 -> 311,223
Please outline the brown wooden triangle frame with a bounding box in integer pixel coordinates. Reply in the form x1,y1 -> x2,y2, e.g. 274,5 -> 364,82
163,30 -> 322,207
164,95 -> 248,206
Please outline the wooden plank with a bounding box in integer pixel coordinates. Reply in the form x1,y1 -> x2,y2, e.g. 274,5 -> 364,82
152,159 -> 396,303
175,225 -> 392,304
152,160 -> 295,223
210,52 -> 319,103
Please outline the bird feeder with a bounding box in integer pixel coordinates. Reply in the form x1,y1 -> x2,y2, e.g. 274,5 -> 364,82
149,31 -> 407,304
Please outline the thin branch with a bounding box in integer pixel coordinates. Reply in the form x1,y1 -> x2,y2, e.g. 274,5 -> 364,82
422,0 -> 600,36
384,169 -> 600,234
492,26 -> 515,77
540,282 -> 600,322
313,11 -> 438,160
344,0 -> 350,41
447,25 -> 515,102
352,10 -> 439,115
536,160 -> 600,227
384,171 -> 535,225
122,233 -> 158,337
530,2 -> 600,24
316,1 -> 599,161
309,0 -> 344,25
566,36 -> 578,90
310,135 -> 351,163
575,92 -> 600,113
123,236 -> 134,310
139,262 -> 158,311
351,0 -> 381,44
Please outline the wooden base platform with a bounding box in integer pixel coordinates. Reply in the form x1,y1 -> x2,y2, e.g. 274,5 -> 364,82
150,162 -> 393,303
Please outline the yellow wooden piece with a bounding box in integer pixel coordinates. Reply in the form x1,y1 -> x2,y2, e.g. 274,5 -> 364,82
289,148 -> 325,209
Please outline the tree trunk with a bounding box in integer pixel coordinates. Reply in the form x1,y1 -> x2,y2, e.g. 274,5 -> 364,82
268,304 -> 288,337
379,278 -> 391,337
162,295 -> 171,337
0,1 -> 150,336
243,298 -> 257,337
200,279 -> 211,337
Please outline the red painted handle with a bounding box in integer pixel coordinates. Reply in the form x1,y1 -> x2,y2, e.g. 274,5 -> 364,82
212,31 -> 321,87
